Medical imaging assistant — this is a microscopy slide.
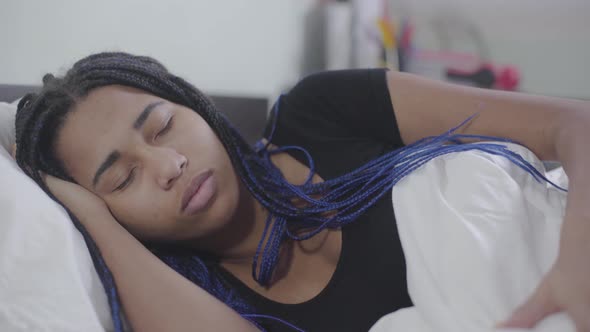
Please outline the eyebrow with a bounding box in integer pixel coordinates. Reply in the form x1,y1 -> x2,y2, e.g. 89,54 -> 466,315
92,150 -> 121,188
133,101 -> 164,129
92,101 -> 164,189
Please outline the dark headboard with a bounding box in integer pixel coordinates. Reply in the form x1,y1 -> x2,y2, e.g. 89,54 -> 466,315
0,84 -> 269,145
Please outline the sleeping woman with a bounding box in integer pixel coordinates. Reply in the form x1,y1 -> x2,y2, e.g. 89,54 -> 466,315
13,52 -> 590,332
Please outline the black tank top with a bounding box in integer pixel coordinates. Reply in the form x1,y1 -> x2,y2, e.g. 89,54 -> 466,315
217,69 -> 412,331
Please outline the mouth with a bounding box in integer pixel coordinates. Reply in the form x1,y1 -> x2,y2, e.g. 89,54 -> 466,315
181,169 -> 216,215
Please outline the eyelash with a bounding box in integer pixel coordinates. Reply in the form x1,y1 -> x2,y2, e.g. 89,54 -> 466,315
155,116 -> 174,139
115,168 -> 136,192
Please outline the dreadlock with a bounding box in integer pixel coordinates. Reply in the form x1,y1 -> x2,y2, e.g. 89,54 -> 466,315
14,52 -> 565,332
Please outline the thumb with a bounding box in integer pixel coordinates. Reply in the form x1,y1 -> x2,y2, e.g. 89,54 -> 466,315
497,283 -> 559,329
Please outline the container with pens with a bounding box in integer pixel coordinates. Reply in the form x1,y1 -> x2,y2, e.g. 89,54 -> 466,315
392,19 -> 521,91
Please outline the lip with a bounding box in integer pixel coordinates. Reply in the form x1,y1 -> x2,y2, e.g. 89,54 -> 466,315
181,169 -> 215,214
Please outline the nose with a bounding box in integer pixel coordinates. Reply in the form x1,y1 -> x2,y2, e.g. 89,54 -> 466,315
143,147 -> 187,190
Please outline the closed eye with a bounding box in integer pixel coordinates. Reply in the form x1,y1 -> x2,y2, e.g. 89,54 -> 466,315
155,116 -> 174,139
114,168 -> 136,192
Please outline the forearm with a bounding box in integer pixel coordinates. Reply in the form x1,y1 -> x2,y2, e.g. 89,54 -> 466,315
555,109 -> 590,216
497,105 -> 590,332
553,109 -> 590,249
83,210 -> 259,332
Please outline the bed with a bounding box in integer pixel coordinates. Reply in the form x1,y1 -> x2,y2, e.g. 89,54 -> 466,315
0,84 -> 576,332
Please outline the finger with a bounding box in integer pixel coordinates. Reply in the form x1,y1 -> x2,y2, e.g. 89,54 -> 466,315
41,173 -> 66,193
567,303 -> 590,332
498,285 -> 559,328
38,171 -> 48,183
43,174 -> 65,190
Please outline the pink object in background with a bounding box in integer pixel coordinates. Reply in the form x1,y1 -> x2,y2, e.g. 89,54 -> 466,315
398,19 -> 521,91
494,65 -> 520,91
445,63 -> 520,91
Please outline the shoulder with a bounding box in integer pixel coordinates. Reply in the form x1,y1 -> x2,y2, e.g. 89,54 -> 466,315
286,68 -> 390,108
264,68 -> 402,148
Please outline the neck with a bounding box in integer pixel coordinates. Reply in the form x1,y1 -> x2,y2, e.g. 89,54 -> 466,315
222,182 -> 270,264
188,180 -> 270,266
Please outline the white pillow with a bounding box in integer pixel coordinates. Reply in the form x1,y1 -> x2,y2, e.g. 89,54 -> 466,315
0,102 -> 113,331
0,101 -> 17,153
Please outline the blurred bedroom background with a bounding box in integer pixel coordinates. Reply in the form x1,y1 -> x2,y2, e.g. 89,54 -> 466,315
1,0 -> 589,106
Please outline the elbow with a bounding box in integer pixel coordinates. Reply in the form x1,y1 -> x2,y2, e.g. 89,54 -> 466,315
553,103 -> 590,172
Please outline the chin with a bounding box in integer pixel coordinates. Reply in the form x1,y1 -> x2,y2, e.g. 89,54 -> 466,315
188,189 -> 239,239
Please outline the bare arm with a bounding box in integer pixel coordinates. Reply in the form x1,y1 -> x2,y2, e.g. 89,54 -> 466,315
386,70 -> 587,160
386,71 -> 590,331
44,175 -> 259,332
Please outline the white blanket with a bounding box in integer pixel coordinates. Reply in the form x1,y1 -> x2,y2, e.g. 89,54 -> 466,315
370,143 -> 575,332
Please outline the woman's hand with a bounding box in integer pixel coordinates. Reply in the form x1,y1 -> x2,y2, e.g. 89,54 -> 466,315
498,111 -> 590,332
13,143 -> 110,226
42,173 -> 111,229
497,216 -> 590,331
41,176 -> 260,332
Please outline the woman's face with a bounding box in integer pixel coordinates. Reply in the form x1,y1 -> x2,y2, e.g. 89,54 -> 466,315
55,85 -> 242,243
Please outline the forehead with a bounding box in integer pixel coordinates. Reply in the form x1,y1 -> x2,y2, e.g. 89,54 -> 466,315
55,85 -> 159,186
75,85 -> 154,121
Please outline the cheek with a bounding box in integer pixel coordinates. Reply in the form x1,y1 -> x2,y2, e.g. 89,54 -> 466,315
210,163 -> 242,222
104,193 -> 171,237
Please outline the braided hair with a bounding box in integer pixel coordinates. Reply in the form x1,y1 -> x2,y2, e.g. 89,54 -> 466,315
14,52 -> 562,331
14,52 -> 270,330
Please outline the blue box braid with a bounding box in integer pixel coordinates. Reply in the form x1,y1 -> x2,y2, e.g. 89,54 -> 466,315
14,52 -> 293,331
250,100 -> 567,284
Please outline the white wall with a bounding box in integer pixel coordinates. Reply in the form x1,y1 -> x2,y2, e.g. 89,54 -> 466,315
0,0 -> 314,99
1,0 -> 588,99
